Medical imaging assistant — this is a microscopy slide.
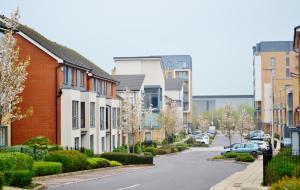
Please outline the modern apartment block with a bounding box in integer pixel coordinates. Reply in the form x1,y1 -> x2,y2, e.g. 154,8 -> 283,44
0,17 -> 121,153
161,55 -> 193,130
113,57 -> 166,142
253,41 -> 299,136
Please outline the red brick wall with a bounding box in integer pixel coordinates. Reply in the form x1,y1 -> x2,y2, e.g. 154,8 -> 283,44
11,34 -> 61,145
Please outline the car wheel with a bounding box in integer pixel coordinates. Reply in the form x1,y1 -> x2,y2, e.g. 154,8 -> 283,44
251,151 -> 258,158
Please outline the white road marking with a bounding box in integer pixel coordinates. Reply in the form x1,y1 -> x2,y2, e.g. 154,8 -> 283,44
116,184 -> 141,190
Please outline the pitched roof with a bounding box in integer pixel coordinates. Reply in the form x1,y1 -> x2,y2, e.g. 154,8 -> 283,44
165,78 -> 183,90
0,16 -> 114,81
114,75 -> 145,91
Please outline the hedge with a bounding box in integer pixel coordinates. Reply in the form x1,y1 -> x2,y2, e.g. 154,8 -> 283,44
44,150 -> 87,172
0,152 -> 33,171
4,170 -> 32,187
235,154 -> 255,162
109,160 -> 122,167
175,143 -> 189,152
113,146 -> 128,153
32,161 -> 63,176
100,152 -> 153,165
87,158 -> 111,169
0,145 -> 48,160
143,147 -> 157,156
0,172 -> 3,190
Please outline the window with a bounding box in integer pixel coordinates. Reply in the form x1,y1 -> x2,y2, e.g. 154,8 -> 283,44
286,55 -> 291,78
112,135 -> 116,150
107,83 -> 112,96
90,135 -> 94,150
117,108 -> 120,129
80,70 -> 84,87
101,81 -> 106,95
74,137 -> 79,149
167,72 -> 172,79
80,102 -> 85,128
90,102 -> 95,128
100,107 -> 105,130
144,87 -> 162,109
93,79 -> 97,92
0,126 -> 7,147
112,108 -> 117,129
145,132 -> 152,142
72,101 -> 79,129
64,66 -> 68,85
101,137 -> 105,152
270,57 -> 276,68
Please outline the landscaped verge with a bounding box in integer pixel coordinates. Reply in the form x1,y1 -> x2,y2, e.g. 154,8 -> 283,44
211,152 -> 255,162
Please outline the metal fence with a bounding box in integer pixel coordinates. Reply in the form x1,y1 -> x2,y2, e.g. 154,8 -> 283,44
263,147 -> 300,185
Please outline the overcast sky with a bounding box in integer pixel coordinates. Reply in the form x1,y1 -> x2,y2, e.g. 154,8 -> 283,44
1,0 -> 300,95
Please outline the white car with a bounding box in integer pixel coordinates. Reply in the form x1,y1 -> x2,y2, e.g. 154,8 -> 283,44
250,140 -> 269,150
195,135 -> 209,144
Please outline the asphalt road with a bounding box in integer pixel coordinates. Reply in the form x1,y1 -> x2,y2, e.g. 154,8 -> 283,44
53,134 -> 246,190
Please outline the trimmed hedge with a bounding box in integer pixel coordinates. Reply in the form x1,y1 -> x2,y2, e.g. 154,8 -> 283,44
0,152 -> 33,171
4,170 -> 32,187
113,146 -> 128,153
235,154 -> 255,162
101,152 -> 153,165
85,149 -> 94,157
0,172 -> 3,190
175,143 -> 189,152
44,150 -> 87,172
0,145 -> 48,160
157,148 -> 171,155
109,160 -> 122,167
87,158 -> 111,169
32,161 -> 62,176
143,147 -> 157,156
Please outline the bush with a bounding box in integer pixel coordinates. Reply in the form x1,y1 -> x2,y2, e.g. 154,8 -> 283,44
32,161 -> 62,176
175,143 -> 189,152
235,154 -> 255,162
212,155 -> 225,160
87,158 -> 111,169
0,152 -> 33,171
100,152 -> 153,165
109,160 -> 122,167
44,150 -> 87,172
85,149 -> 94,157
143,147 -> 158,156
223,152 -> 239,159
113,145 -> 128,153
4,170 -> 32,187
0,172 -> 3,190
24,136 -> 50,146
0,145 -> 49,160
156,148 -> 171,155
270,176 -> 300,190
143,152 -> 153,157
142,141 -> 158,148
185,137 -> 196,145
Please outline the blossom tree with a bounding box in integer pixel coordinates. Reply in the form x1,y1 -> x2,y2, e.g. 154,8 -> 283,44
0,9 -> 32,126
120,88 -> 143,152
197,113 -> 210,133
218,104 -> 236,147
236,108 -> 254,142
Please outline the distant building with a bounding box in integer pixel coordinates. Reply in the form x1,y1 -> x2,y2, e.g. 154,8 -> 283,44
161,55 -> 192,130
193,95 -> 254,115
253,41 -> 299,134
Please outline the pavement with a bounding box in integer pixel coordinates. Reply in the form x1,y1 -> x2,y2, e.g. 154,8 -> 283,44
33,134 -> 247,190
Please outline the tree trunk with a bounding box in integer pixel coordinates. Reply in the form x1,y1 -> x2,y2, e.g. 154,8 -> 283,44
228,130 -> 232,147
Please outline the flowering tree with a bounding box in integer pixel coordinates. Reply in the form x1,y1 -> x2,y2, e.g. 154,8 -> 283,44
197,113 -> 210,132
120,88 -> 143,152
0,9 -> 32,126
157,101 -> 182,143
236,108 -> 254,142
218,104 -> 236,146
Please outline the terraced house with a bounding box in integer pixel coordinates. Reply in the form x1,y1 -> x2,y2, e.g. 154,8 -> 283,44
0,16 -> 121,153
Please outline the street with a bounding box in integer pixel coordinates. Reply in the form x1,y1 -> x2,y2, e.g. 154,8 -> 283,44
51,134 -> 246,190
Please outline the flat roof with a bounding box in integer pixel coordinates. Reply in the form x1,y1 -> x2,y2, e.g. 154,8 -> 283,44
193,94 -> 254,99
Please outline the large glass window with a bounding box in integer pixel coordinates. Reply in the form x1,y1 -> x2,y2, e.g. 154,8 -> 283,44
80,102 -> 85,128
90,102 -> 95,128
101,137 -> 105,152
74,137 -> 79,149
72,101 -> 79,129
112,108 -> 117,129
100,107 -> 105,130
144,87 -> 162,109
90,135 -> 94,150
101,81 -> 106,95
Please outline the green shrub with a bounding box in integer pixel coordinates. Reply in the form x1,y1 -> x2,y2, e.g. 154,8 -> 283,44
0,172 -> 3,190
156,148 -> 170,155
44,150 -> 87,172
32,161 -> 62,176
212,155 -> 225,160
87,158 -> 111,169
113,145 -> 128,153
100,152 -> 153,165
270,176 -> 300,190
4,170 -> 32,187
142,141 -> 158,148
185,137 -> 196,145
24,136 -> 50,146
109,160 -> 122,167
143,152 -> 153,157
175,143 -> 189,151
0,145 -> 49,160
85,149 -> 94,157
0,152 -> 33,171
235,154 -> 255,162
143,147 -> 157,156
278,147 -> 292,156
223,152 -> 239,158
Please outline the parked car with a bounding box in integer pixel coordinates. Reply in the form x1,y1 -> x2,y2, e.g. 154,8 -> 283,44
208,126 -> 216,136
195,134 -> 209,144
250,140 -> 269,150
247,130 -> 265,139
222,142 -> 261,156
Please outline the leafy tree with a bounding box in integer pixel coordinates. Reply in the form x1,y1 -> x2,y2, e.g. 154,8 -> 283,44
236,107 -> 254,142
218,104 -> 236,146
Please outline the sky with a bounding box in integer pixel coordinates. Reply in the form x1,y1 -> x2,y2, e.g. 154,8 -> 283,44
1,0 -> 300,95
